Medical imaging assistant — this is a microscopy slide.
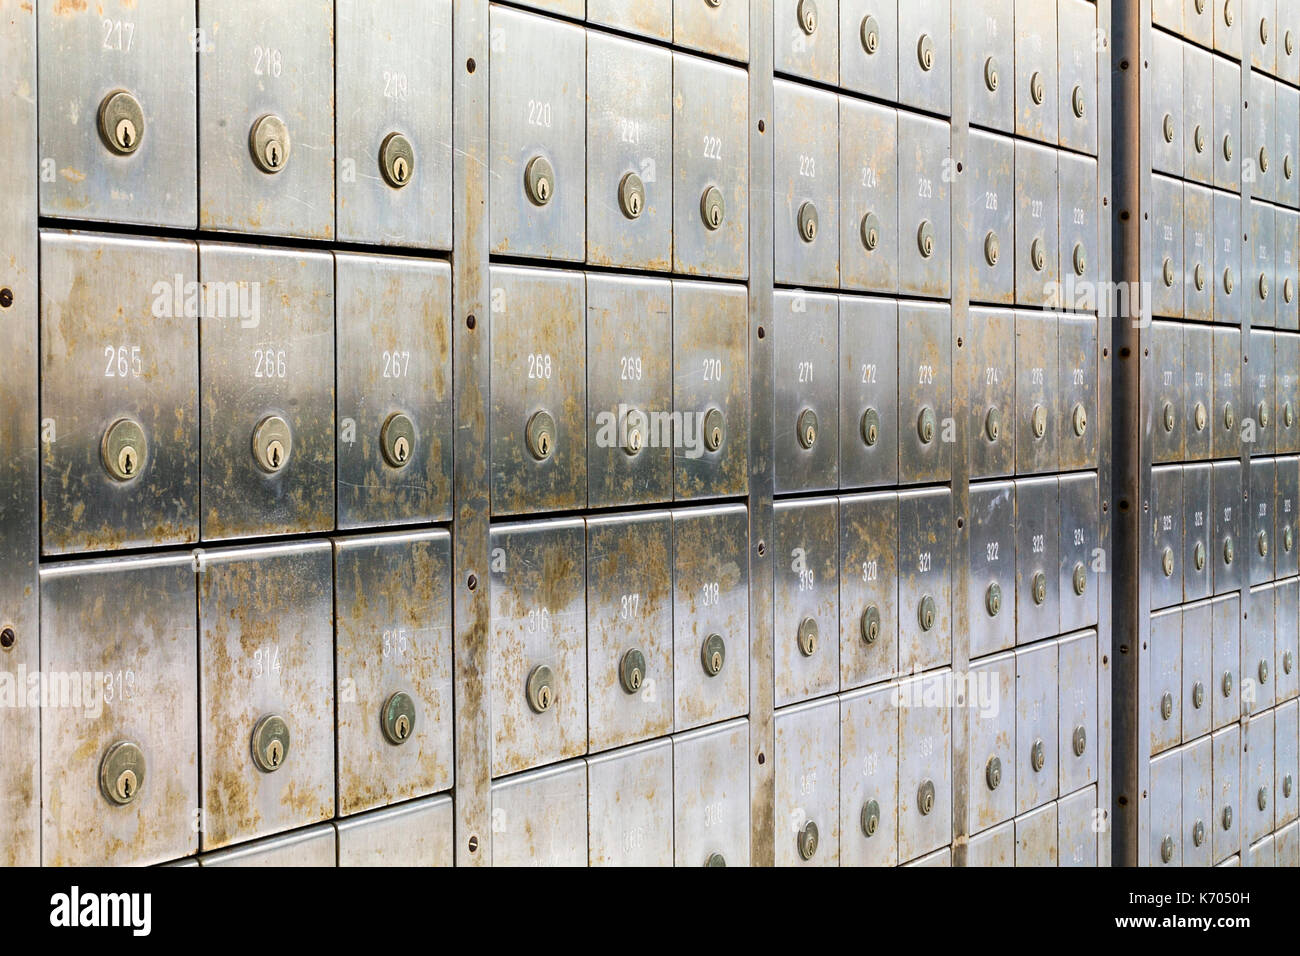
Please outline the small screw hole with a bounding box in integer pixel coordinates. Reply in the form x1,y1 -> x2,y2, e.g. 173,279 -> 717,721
467,574 -> 479,591
0,627 -> 14,650
758,119 -> 766,133
467,314 -> 477,331
466,58 -> 477,73
0,288 -> 12,309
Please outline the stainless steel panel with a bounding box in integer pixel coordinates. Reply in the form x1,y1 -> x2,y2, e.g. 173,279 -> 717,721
673,505 -> 750,731
969,652 -> 1016,833
1057,0 -> 1098,155
586,34 -> 673,271
1248,0 -> 1277,73
586,276 -> 673,508
839,98 -> 899,294
673,53 -> 748,279
967,820 -> 1015,865
1183,43 -> 1215,187
198,542 -> 335,850
897,0 -> 951,115
1212,595 -> 1242,732
335,0 -> 452,248
1151,177 -> 1184,319
1059,629 -> 1099,795
1276,698 -> 1299,825
1057,153 -> 1100,312
1015,142 -> 1060,307
1182,601 -> 1214,742
774,499 -> 840,706
1213,56 -> 1242,192
840,296 -> 900,487
488,518 -> 587,777
1016,312 -> 1059,475
1277,83 -> 1300,209
839,492 -> 900,688
967,131 -> 1016,305
1275,456 -> 1300,578
840,683 -> 899,866
1184,325 -> 1215,462
1059,315 -> 1100,474
201,825 -> 335,867
1245,584 -> 1276,713
585,512 -> 674,753
334,531 -> 453,816
1249,458 -> 1276,583
775,0 -> 839,83
1278,339 -> 1300,457
898,487 -> 953,672
1213,460 -> 1244,594
1212,328 -> 1242,459
959,0 -> 1014,133
197,244 -> 334,541
1183,735 -> 1215,867
841,0 -> 899,101
774,292 -> 838,492
673,280 -> 749,500
1015,477 -> 1060,642
898,302 -> 952,484
774,82 -> 839,287
673,719 -> 751,866
40,232 -> 199,554
511,0 -> 584,17
1245,834 -> 1275,866
1277,577 -> 1300,702
1244,708 -> 1275,843
1249,203 -> 1277,331
1248,74 -> 1277,204
586,738 -> 674,866
39,554 -> 197,866
1015,0 -> 1057,144
336,795 -> 454,866
1280,0 -> 1300,83
1153,31 -> 1185,176
898,113 -> 952,298
488,7 -> 585,261
197,1 -> 333,239
1214,724 -> 1242,863
1016,641 -> 1058,813
589,0 -> 672,41
1249,329 -> 1276,456
1150,607 -> 1183,755
1150,748 -> 1183,866
1213,192 -> 1242,326
774,697 -> 840,866
490,760 -> 588,866
1152,322 -> 1186,463
1184,183 -> 1215,322
1215,0 -> 1243,58
673,0 -> 750,62
336,253 -> 452,529
1184,463 -> 1214,601
1014,802 -> 1058,865
38,0 -> 197,228
1277,216 -> 1300,333
969,309 -> 1017,479
1279,820 -> 1300,865
1059,474 -> 1100,633
969,481 -> 1017,658
489,266 -> 586,516
897,670 -> 952,862
1058,785 -> 1099,867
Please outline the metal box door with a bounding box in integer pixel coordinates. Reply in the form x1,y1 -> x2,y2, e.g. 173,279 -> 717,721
898,488 -> 952,673
1016,312 -> 1059,475
488,519 -> 587,777
1183,42 -> 1215,186
898,113 -> 952,298
1276,699 -> 1299,826
334,531 -> 453,817
1058,154 -> 1099,310
839,492 -> 900,688
840,682 -> 900,867
1015,802 -> 1058,866
1277,338 -> 1300,453
1015,477 -> 1060,642
841,0 -> 900,101
775,498 -> 840,707
969,481 -> 1017,659
1212,329 -> 1242,460
969,309 -> 1017,479
1184,735 -> 1215,867
673,719 -> 751,866
1016,641 -> 1059,813
1058,785 -> 1099,867
1213,461 -> 1244,595
840,296 -> 900,487
1059,313 -> 1100,471
1244,709 -> 1275,844
336,253 -> 453,529
1248,0 -> 1277,75
1280,0 -> 1300,83
967,820 -> 1015,866
1059,473 -> 1100,634
1155,31 -> 1186,177
1151,177 -> 1185,319
336,796 -> 454,867
897,671 -> 952,862
775,0 -> 839,84
586,739 -> 675,866
673,0 -> 750,62
959,0 -> 1014,133
1057,0 -> 1098,155
1249,329 -> 1277,455
775,291 -> 839,493
1215,0 -> 1243,57
1277,83 -> 1300,208
1152,465 -> 1185,610
969,652 -> 1017,834
1014,142 -> 1060,307
1213,192 -> 1242,326
589,0 -> 672,41
1184,325 -> 1215,462
1277,576 -> 1300,702
1249,459 -> 1276,584
775,82 -> 840,288
1246,584 -> 1276,714
1014,0 -> 1058,144
1182,601 -> 1214,743
774,697 -> 841,866
1184,183 -> 1215,321
1152,321 -> 1186,463
200,826 -> 336,867
1151,608 -> 1184,755
1214,725 -> 1242,863
966,131 -> 1016,305
1150,748 -> 1183,866
1212,594 -> 1241,732
898,302 -> 952,484
1213,56 -> 1243,192
1249,202 -> 1277,331
198,542 -> 335,850
1184,464 -> 1214,601
1275,457 -> 1300,578
897,0 -> 951,115
1059,630 -> 1099,795
839,99 -> 899,293
491,761 -> 588,866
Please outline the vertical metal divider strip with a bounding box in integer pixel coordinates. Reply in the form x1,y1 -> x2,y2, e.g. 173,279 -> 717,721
948,1 -> 973,868
1110,0 -> 1155,866
1096,0 -> 1117,869
0,0 -> 40,868
748,0 -> 777,868
452,0 -> 493,866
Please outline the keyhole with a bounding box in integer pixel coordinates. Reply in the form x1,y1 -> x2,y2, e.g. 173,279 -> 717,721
119,446 -> 136,476
117,770 -> 136,800
538,685 -> 552,710
266,141 -> 281,168
629,192 -> 642,216
269,442 -> 282,468
538,432 -> 551,456
394,436 -> 410,463
393,156 -> 409,183
537,177 -> 551,202
629,668 -> 642,690
267,739 -> 283,767
116,118 -> 135,149
395,715 -> 410,740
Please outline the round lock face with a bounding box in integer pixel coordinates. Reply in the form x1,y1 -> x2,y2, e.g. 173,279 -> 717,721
1258,787 -> 1268,811
101,418 -> 147,482
250,114 -> 291,173
861,407 -> 881,447
1224,536 -> 1235,566
1194,402 -> 1208,432
1222,670 -> 1234,698
1031,72 -> 1045,105
1194,125 -> 1206,154
252,415 -> 293,474
1193,820 -> 1206,848
1073,243 -> 1087,277
861,605 -> 881,645
705,853 -> 726,867
702,634 -> 726,677
1160,692 -> 1173,721
797,617 -> 819,658
984,56 -> 1000,92
917,779 -> 936,816
1032,571 -> 1047,605
1259,273 -> 1270,300
381,691 -> 417,745
1072,562 -> 1087,596
797,408 -> 819,450
1161,836 -> 1175,864
1286,403 -> 1295,429
380,412 -> 416,469
1072,402 -> 1089,437
861,15 -> 880,54
1032,404 -> 1047,439
1030,739 -> 1046,773
1194,541 -> 1206,571
1261,16 -> 1270,43
99,740 -> 146,807
622,409 -> 647,457
798,0 -> 818,35
917,407 -> 937,444
797,821 -> 819,861
1073,725 -> 1087,758
1072,85 -> 1086,119
1259,401 -> 1271,428
798,202 -> 819,243
379,132 -> 415,188
917,220 -> 936,259
1223,267 -> 1235,295
918,594 -> 937,632
861,799 -> 881,837
618,172 -> 646,220
251,714 -> 291,773
1163,113 -> 1175,143
98,89 -> 145,156
1031,238 -> 1046,272
525,155 -> 555,206
1259,660 -> 1269,684
861,211 -> 881,251
986,755 -> 1002,791
1260,148 -> 1270,174
703,407 -> 726,453
985,230 -> 1000,266
1194,263 -> 1206,291
1162,257 -> 1175,287
1285,775 -> 1294,799
526,410 -> 557,462
619,648 -> 647,695
1222,806 -> 1233,831
1258,531 -> 1269,558
1223,134 -> 1234,162
1285,651 -> 1294,675
1161,547 -> 1174,578
918,34 -> 935,71
701,185 -> 726,230
986,582 -> 1002,617
526,664 -> 556,713
985,407 -> 1002,443
1162,401 -> 1176,433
